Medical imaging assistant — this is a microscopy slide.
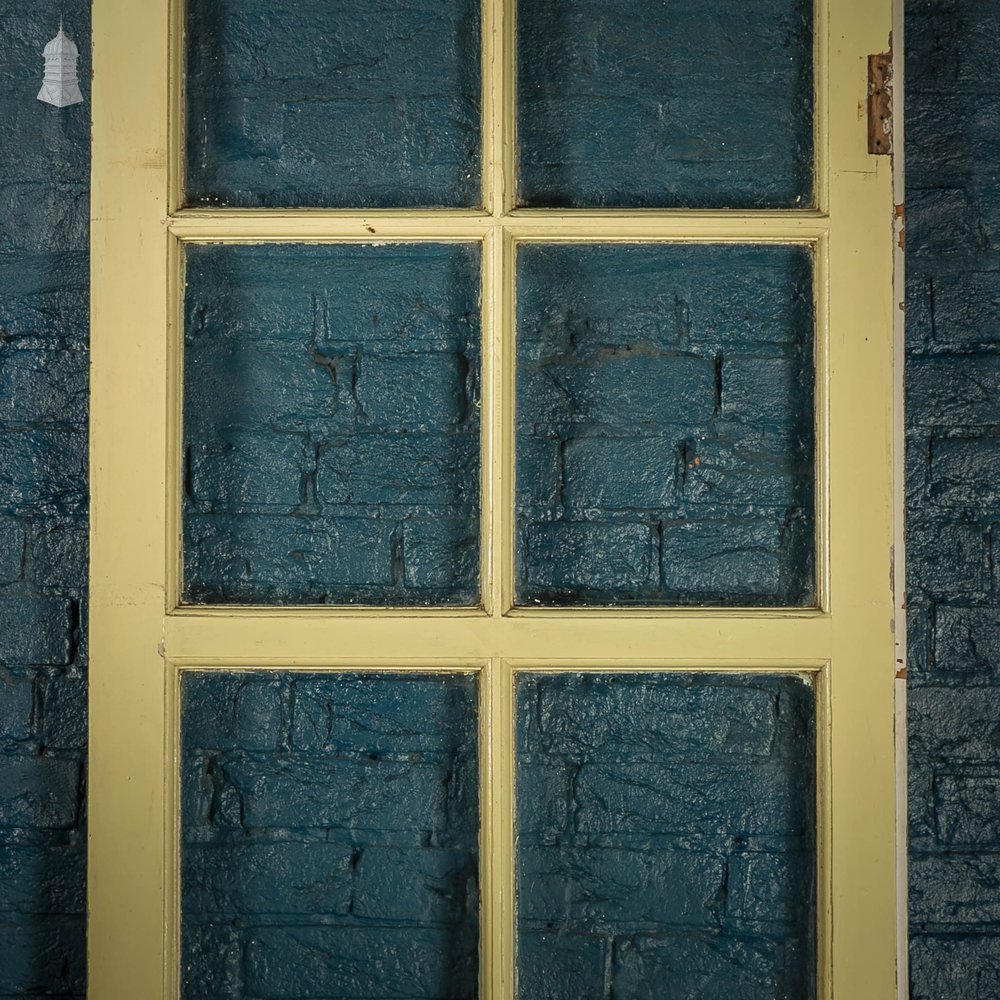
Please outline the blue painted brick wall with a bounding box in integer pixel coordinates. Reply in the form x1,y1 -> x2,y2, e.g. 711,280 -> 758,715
181,672 -> 479,1000
515,673 -> 816,1000
185,0 -> 482,209
183,242 -> 482,606
906,1 -> 1000,995
0,2 -> 89,996
516,0 -> 814,209
516,243 -> 816,607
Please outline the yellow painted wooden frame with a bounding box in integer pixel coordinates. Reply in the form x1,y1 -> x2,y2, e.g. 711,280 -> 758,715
89,0 -> 899,995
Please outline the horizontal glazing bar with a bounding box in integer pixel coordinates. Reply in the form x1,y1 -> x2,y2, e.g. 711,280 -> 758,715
162,612 -> 836,665
167,210 -> 831,243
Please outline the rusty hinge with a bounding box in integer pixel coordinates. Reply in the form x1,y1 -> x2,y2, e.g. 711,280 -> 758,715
868,51 -> 893,155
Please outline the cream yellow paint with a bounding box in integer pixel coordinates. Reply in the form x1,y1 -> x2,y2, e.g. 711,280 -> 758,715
89,0 -> 898,995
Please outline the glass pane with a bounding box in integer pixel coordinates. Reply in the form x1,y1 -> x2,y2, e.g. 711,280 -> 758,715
181,671 -> 479,1000
183,243 -> 481,606
515,243 -> 815,607
516,0 -> 814,208
515,672 -> 816,1000
184,0 -> 482,208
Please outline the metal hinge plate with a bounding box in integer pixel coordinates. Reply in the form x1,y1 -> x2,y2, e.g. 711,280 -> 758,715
868,51 -> 893,155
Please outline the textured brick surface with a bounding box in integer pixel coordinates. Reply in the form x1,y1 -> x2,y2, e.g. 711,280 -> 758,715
906,1 -> 1000,994
185,0 -> 481,208
181,672 -> 479,1000
516,243 -> 815,606
515,673 -> 815,999
516,0 -> 813,209
0,3 -> 88,996
183,243 -> 481,605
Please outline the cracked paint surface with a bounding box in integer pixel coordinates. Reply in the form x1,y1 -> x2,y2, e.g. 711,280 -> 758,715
182,242 -> 481,605
181,672 -> 479,1000
515,672 -> 816,1000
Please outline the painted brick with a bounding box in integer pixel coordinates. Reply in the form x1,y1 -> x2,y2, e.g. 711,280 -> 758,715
353,846 -> 477,923
183,513 -> 395,603
25,519 -> 87,592
0,846 -> 86,915
183,674 -> 285,752
39,671 -> 86,752
317,433 -> 479,507
355,353 -> 473,433
401,517 -> 479,595
906,188 -> 982,262
934,606 -> 1000,675
525,675 -> 778,758
660,520 -> 793,604
181,923 -> 243,1000
611,933 -> 805,1000
519,846 -> 725,929
910,853 -> 1000,927
907,356 -> 1000,429
929,271 -> 1000,348
910,687 -> 1000,763
245,925 -> 477,999
934,772 -> 1000,847
0,673 -> 33,742
930,436 -> 1000,509
0,517 -> 23,584
0,252 -> 89,345
727,849 -> 818,924
0,347 -> 87,426
0,596 -> 73,666
291,674 -> 478,755
0,756 -> 80,829
206,752 -> 464,833
0,919 -> 86,996
517,0 -> 812,208
188,431 -> 311,510
562,437 -> 680,510
722,356 -> 812,426
910,934 -> 1000,1000
906,516 -> 991,601
182,841 -> 353,916
520,522 -> 657,598
518,353 -> 717,435
0,429 -> 86,516
571,759 -> 809,837
183,242 -> 481,604
185,0 -> 481,208
516,931 -> 607,1000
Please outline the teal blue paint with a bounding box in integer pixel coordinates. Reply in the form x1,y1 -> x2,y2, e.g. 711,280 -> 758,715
0,2 -> 89,995
515,673 -> 816,1000
182,242 -> 482,606
515,243 -> 815,607
181,672 -> 479,1000
184,0 -> 482,208
906,1 -> 1000,994
516,0 -> 814,209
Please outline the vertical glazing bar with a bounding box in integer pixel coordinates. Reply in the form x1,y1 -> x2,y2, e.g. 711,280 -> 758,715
167,0 -> 184,214
482,0 -> 503,216
814,0 -> 830,213
498,233 -> 517,613
485,659 -> 516,1000
482,232 -> 499,615
814,232 -> 832,612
